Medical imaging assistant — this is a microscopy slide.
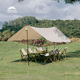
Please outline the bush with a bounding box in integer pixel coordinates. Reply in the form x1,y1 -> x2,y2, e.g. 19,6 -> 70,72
0,36 -> 2,41
29,38 -> 54,47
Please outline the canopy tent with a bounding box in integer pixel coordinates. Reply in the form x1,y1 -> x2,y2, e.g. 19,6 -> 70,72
31,26 -> 71,42
8,26 -> 71,42
8,26 -> 42,41
8,26 -> 71,65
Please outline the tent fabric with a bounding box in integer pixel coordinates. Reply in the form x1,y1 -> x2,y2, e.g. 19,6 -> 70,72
8,26 -> 42,41
31,26 -> 71,42
8,26 -> 71,42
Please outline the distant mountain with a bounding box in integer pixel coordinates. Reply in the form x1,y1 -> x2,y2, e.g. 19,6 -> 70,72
0,22 -> 3,29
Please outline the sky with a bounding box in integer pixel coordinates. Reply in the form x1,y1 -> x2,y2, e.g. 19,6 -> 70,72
0,0 -> 80,22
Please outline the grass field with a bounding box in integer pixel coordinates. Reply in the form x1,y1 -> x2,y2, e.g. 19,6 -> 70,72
0,41 -> 80,80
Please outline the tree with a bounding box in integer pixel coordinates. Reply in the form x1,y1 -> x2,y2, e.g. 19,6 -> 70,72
0,32 -> 1,36
18,0 -> 24,2
11,31 -> 15,36
0,36 -> 2,41
2,21 -> 8,28
1,30 -> 14,41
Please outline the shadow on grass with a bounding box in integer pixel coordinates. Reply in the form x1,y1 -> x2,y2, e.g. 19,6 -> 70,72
67,50 -> 80,58
35,60 -> 53,65
12,59 -> 52,65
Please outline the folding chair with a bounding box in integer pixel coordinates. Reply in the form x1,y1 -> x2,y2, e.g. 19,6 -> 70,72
20,48 -> 27,61
54,49 -> 59,61
36,47 -> 44,53
28,48 -> 37,62
44,50 -> 54,63
59,47 -> 67,60
28,48 -> 33,53
39,47 -> 43,51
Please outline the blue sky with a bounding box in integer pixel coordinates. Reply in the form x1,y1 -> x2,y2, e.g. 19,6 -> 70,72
0,0 -> 80,22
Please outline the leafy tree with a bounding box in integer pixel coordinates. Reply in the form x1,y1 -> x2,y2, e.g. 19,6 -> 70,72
0,36 -> 2,41
65,0 -> 80,3
2,21 -> 8,28
0,32 -> 1,36
11,31 -> 15,36
18,0 -> 24,2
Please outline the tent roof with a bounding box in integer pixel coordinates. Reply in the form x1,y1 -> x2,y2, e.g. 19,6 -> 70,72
8,26 -> 42,41
31,26 -> 71,42
8,26 -> 71,42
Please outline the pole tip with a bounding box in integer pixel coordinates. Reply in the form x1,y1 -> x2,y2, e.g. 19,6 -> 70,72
25,26 -> 28,31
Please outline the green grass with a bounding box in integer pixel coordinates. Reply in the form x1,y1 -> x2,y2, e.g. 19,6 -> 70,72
0,41 -> 80,80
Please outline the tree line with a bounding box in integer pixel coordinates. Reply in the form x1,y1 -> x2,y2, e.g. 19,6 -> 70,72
0,16 -> 80,41
65,0 -> 80,3
18,0 -> 80,3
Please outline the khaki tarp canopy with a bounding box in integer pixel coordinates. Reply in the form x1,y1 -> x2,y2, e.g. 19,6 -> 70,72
8,26 -> 71,42
31,26 -> 71,42
8,26 -> 42,41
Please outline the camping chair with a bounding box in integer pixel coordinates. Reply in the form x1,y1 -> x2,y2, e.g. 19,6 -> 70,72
28,48 -> 37,62
57,48 -> 62,60
54,48 -> 60,61
36,47 -> 45,54
59,47 -> 67,60
36,47 -> 47,60
20,48 -> 27,61
51,49 -> 56,62
36,47 -> 43,52
28,48 -> 33,53
34,48 -> 42,61
44,50 -> 54,63
54,48 -> 62,61
39,47 -> 43,51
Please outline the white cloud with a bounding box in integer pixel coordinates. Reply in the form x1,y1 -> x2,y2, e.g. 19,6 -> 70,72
0,13 -> 21,22
7,6 -> 17,13
0,0 -> 17,13
0,0 -> 80,22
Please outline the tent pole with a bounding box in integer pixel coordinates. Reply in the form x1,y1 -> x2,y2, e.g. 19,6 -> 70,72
25,27 -> 29,65
58,43 -> 59,49
54,42 -> 55,50
27,30 -> 29,65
